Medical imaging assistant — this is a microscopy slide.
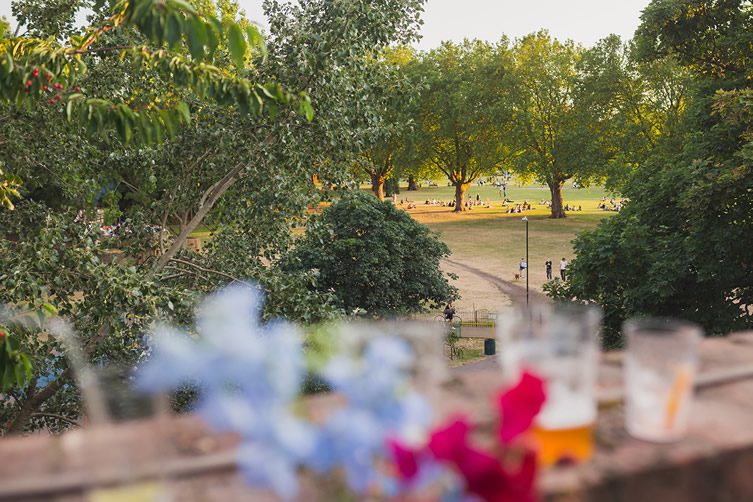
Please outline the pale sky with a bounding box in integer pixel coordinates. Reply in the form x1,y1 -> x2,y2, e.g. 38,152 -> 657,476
0,0 -> 651,49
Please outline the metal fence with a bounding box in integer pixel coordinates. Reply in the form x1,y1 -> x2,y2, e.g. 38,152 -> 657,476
454,309 -> 497,328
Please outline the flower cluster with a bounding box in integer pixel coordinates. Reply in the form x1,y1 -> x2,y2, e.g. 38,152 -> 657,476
310,334 -> 432,492
136,284 -> 547,501
137,285 -> 315,499
390,372 -> 546,502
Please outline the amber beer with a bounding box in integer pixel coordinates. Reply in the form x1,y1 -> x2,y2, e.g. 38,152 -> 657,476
529,386 -> 596,466
497,304 -> 601,466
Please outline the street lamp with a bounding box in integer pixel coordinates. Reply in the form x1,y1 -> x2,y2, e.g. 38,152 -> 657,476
522,216 -> 529,305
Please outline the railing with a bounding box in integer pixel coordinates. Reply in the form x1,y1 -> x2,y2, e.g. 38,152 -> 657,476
454,309 -> 497,328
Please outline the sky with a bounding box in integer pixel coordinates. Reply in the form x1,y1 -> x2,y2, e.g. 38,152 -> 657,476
0,0 -> 652,49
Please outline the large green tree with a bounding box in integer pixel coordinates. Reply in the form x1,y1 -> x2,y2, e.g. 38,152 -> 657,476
353,46 -> 418,200
285,192 -> 458,316
577,34 -> 689,191
559,0 -> 753,343
506,32 -> 605,218
0,0 -> 427,433
408,40 -> 512,211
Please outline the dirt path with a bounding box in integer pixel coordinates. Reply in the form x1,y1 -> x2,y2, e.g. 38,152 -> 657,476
444,258 -> 549,306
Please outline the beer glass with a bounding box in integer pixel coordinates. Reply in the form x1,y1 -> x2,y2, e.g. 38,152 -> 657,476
623,318 -> 702,442
497,303 -> 601,466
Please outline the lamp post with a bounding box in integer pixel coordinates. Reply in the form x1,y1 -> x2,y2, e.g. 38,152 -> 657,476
522,216 -> 529,305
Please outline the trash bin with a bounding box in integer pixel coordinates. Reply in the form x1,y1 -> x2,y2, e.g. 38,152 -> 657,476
484,338 -> 496,356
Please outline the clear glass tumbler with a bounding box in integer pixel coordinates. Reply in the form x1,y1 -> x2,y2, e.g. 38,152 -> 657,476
497,303 -> 601,466
623,318 -> 702,442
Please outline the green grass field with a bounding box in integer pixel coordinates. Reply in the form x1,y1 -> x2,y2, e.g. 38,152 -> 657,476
394,182 -> 620,310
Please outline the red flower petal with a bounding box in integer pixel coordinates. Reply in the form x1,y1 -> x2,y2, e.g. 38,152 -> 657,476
428,417 -> 470,462
498,371 -> 546,444
388,439 -> 420,481
455,447 -> 510,502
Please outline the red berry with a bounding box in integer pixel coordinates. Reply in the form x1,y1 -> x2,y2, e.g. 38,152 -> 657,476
0,330 -> 5,337
49,98 -> 55,104
45,72 -> 52,80
26,80 -> 32,87
56,95 -> 62,101
74,86 -> 81,92
32,68 -> 39,77
42,85 -> 48,91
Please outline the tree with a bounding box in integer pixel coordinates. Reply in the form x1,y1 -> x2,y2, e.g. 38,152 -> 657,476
506,32 -> 604,218
285,192 -> 458,317
353,46 -> 418,201
1,0 -> 300,147
560,0 -> 753,342
0,0 -> 427,433
577,35 -> 689,192
408,40 -> 511,211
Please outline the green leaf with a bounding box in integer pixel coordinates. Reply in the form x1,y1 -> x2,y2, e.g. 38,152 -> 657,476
300,95 -> 314,122
187,16 -> 207,60
227,24 -> 247,68
166,13 -> 181,49
41,303 -> 58,316
14,363 -> 25,386
246,25 -> 267,60
177,101 -> 191,124
66,98 -> 75,121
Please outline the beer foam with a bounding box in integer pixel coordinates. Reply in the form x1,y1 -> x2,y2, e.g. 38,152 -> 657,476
536,383 -> 596,430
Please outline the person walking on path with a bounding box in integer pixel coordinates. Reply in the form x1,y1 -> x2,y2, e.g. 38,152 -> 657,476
560,257 -> 568,280
443,303 -> 456,322
519,258 -> 527,278
545,260 -> 553,280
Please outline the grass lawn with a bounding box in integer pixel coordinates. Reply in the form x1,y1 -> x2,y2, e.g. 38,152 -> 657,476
393,182 -> 620,311
447,338 -> 488,368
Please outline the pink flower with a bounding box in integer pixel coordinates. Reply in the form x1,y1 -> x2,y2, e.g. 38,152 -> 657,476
389,372 -> 546,502
388,438 -> 421,481
427,417 -> 470,462
498,371 -> 546,444
428,418 -> 537,502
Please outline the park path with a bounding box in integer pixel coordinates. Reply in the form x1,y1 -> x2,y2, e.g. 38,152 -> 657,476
443,258 -> 548,306
444,258 -> 548,373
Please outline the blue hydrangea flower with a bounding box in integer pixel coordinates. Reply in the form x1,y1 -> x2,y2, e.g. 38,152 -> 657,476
136,284 -> 313,499
309,334 -> 432,493
137,284 -> 434,499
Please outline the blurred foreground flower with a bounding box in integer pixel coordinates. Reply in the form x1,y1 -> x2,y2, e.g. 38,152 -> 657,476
136,284 -> 545,501
137,285 -> 314,499
310,335 -> 432,492
390,371 -> 546,502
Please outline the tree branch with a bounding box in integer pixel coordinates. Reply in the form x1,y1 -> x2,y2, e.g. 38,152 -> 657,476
5,368 -> 71,434
165,258 -> 252,286
30,413 -> 81,428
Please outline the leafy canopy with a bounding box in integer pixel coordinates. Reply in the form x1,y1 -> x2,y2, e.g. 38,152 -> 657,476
286,192 -> 458,317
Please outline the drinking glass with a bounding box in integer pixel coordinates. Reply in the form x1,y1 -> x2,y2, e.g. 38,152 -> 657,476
623,318 -> 702,442
497,303 -> 601,466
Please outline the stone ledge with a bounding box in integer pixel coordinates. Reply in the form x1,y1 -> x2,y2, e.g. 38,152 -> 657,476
2,333 -> 753,501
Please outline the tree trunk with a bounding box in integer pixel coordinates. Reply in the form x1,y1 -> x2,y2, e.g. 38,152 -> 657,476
549,180 -> 566,219
453,182 -> 470,212
154,162 -> 244,270
407,175 -> 418,191
371,173 -> 385,201
5,369 -> 71,433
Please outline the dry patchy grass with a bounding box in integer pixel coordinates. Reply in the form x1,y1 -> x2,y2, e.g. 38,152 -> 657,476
400,183 -> 618,311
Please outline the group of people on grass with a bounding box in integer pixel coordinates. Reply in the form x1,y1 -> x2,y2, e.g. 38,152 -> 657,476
520,257 -> 568,281
598,198 -> 624,212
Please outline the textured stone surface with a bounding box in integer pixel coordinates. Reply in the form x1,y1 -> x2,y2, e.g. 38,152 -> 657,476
2,333 -> 753,501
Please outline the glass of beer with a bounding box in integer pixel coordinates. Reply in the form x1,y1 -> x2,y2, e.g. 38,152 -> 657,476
623,318 -> 702,442
497,303 -> 601,466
